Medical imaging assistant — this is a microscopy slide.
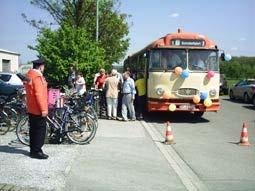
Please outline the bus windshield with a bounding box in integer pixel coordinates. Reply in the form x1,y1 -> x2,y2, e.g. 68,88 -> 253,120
188,50 -> 219,71
149,49 -> 187,70
149,49 -> 219,72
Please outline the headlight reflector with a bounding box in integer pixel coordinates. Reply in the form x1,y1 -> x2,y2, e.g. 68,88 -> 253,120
209,89 -> 217,97
156,87 -> 165,96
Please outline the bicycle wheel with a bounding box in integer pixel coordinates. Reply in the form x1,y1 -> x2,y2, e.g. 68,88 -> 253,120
16,115 -> 30,145
16,115 -> 50,146
66,112 -> 97,144
4,106 -> 18,131
84,106 -> 98,128
94,99 -> 100,116
0,112 -> 11,135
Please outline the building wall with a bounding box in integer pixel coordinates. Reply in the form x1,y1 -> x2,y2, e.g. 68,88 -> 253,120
0,52 -> 19,72
19,64 -> 33,74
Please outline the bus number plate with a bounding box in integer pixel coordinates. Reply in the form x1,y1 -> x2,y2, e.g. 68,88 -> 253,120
179,104 -> 195,110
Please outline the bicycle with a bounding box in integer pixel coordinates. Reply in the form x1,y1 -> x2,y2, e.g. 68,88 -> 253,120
61,87 -> 100,127
0,108 -> 11,135
88,88 -> 107,118
16,100 -> 97,145
0,88 -> 26,132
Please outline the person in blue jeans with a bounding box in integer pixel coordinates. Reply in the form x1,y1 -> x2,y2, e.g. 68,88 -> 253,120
121,71 -> 136,121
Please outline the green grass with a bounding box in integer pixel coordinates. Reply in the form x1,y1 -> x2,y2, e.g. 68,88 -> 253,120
227,79 -> 240,88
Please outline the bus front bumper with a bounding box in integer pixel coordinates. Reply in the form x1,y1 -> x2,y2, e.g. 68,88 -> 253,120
147,99 -> 220,112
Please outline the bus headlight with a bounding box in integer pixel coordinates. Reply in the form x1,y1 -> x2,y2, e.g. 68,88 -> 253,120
156,87 -> 165,96
209,89 -> 217,97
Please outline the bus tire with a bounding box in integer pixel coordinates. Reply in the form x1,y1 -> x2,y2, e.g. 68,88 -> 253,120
223,88 -> 228,95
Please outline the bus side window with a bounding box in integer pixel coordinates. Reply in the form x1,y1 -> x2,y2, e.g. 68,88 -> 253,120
150,50 -> 160,69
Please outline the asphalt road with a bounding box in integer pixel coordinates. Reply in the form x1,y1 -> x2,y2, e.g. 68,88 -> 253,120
145,96 -> 255,191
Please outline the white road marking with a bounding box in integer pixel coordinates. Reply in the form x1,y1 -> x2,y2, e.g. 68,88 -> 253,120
141,121 -> 209,191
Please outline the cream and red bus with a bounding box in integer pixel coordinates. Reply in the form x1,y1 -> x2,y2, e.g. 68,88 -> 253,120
124,29 -> 228,117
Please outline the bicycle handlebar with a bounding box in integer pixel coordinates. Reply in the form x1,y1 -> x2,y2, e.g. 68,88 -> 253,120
90,88 -> 103,92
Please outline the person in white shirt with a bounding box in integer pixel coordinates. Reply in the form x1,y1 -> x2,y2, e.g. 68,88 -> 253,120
75,72 -> 86,95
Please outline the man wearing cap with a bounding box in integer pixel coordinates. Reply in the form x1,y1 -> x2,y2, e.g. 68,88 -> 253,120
25,58 -> 49,159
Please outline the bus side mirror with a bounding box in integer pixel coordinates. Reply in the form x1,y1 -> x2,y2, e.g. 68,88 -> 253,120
220,53 -> 232,61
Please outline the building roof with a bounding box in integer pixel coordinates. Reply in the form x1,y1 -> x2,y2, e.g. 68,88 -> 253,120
0,49 -> 20,56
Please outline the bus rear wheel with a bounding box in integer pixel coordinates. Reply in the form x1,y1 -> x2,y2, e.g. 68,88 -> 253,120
194,111 -> 204,118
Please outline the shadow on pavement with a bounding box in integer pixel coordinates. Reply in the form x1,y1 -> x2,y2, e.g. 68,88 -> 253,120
0,145 -> 30,156
222,98 -> 255,110
228,141 -> 239,145
144,112 -> 210,124
242,105 -> 255,110
222,98 -> 247,104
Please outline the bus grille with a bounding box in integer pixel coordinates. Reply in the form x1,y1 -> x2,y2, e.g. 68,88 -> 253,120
177,88 -> 197,96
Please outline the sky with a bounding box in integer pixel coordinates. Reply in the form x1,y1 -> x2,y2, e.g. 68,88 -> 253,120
0,0 -> 254,64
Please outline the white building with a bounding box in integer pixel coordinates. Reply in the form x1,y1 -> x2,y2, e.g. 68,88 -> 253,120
0,49 -> 20,72
19,63 -> 33,74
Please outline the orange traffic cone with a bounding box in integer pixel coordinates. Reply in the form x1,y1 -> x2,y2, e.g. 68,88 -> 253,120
164,121 -> 175,145
239,122 -> 251,146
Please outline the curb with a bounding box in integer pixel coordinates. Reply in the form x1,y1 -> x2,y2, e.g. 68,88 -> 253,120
140,121 -> 209,191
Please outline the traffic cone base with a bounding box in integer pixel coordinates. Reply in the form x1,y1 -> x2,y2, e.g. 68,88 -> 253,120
165,140 -> 175,145
238,142 -> 251,146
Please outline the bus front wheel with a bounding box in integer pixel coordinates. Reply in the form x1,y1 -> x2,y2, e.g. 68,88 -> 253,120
194,112 -> 204,118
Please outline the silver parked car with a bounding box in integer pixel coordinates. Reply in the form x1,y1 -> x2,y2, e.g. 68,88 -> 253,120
229,79 -> 255,103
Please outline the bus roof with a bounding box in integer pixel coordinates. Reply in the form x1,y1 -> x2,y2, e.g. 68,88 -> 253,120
128,29 -> 217,58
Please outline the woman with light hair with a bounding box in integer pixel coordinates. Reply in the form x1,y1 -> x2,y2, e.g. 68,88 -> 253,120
105,69 -> 120,119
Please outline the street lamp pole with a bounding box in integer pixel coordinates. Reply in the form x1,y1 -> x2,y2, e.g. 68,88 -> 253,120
96,0 -> 99,42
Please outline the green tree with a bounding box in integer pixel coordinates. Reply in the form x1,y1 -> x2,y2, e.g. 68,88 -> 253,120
30,25 -> 105,87
23,0 -> 130,67
220,56 -> 255,79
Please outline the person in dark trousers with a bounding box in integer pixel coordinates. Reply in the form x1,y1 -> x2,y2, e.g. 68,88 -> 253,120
25,58 -> 48,160
135,73 -> 146,120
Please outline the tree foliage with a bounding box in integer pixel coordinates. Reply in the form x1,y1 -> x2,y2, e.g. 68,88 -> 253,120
220,56 -> 255,79
30,25 -> 105,87
23,0 -> 130,67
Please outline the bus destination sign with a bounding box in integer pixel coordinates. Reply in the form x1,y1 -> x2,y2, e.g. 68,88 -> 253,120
171,39 -> 205,47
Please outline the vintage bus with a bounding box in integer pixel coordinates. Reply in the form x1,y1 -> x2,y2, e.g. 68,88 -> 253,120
124,29 -> 229,117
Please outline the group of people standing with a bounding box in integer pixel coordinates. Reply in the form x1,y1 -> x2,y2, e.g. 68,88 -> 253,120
67,66 -> 146,121
24,60 -> 146,160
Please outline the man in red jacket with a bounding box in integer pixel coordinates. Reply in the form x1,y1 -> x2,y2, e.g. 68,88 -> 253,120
25,58 -> 48,159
